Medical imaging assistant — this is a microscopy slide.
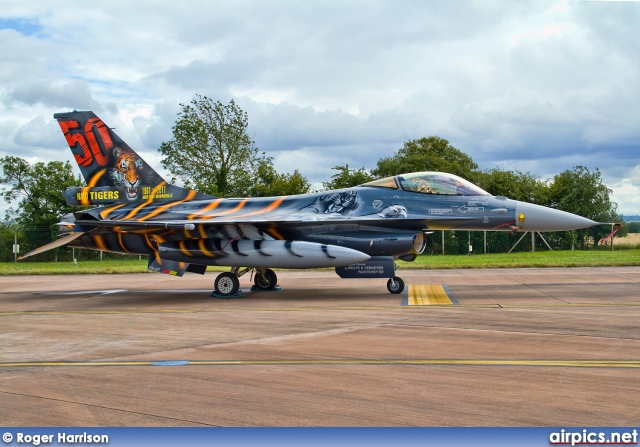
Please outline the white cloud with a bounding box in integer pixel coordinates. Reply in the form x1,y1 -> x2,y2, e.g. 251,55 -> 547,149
13,115 -> 59,148
607,166 -> 640,216
0,0 -> 638,214
5,79 -> 101,110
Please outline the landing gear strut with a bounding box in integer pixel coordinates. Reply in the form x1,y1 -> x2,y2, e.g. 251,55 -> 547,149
386,261 -> 404,294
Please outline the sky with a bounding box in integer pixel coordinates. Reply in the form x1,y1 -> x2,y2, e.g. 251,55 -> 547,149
0,0 -> 639,216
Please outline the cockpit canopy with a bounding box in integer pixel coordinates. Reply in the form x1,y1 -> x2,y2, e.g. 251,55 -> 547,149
361,172 -> 490,196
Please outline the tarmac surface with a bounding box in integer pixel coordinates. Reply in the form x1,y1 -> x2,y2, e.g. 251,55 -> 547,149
0,266 -> 639,426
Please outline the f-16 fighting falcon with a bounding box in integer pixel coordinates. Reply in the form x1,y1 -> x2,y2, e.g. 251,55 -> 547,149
22,111 -> 597,296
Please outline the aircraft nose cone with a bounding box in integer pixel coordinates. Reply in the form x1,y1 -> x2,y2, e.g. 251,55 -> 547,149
516,202 -> 596,232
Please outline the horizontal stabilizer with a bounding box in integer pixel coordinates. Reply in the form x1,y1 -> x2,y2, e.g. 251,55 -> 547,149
64,186 -> 123,206
19,232 -> 86,260
64,184 -> 214,206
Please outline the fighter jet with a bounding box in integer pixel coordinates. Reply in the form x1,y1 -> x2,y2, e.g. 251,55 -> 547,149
22,111 -> 597,296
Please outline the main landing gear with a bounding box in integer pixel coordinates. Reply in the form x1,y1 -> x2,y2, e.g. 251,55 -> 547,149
213,272 -> 240,296
253,268 -> 278,291
213,267 -> 278,297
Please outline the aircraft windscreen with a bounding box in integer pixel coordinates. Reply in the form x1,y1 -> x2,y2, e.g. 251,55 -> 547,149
397,172 -> 489,196
360,177 -> 398,189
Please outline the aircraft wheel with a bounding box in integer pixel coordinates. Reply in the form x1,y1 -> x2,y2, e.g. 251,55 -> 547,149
215,272 -> 240,296
254,269 -> 278,290
387,276 -> 404,294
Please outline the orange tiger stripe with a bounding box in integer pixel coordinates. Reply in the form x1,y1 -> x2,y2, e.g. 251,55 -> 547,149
234,197 -> 285,218
178,240 -> 192,257
188,199 -> 221,220
99,203 -> 126,219
93,235 -> 107,251
152,235 -> 166,245
88,169 -> 106,187
199,199 -> 247,219
136,190 -> 197,222
143,235 -> 156,252
264,228 -> 285,240
121,182 -> 167,220
79,187 -> 91,206
117,232 -> 131,253
198,239 -> 215,257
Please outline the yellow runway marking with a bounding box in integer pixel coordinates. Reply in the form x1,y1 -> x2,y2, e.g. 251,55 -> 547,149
0,359 -> 638,368
408,284 -> 454,305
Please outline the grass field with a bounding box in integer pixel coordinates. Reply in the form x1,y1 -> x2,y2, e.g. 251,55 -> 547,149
397,248 -> 640,269
0,258 -> 154,275
1,248 -> 640,275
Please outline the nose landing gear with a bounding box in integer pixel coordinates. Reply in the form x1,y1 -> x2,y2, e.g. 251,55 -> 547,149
387,276 -> 405,294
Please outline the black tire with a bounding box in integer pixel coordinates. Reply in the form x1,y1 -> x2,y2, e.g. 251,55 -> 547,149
387,276 -> 404,294
254,269 -> 278,290
215,272 -> 240,296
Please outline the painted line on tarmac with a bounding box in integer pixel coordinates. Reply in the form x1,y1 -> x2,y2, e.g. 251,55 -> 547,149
36,289 -> 213,295
36,290 -> 128,296
0,305 -> 492,317
2,302 -> 640,317
0,359 -> 638,368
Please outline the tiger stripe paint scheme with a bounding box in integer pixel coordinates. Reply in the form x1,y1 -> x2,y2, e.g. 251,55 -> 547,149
22,111 -> 597,296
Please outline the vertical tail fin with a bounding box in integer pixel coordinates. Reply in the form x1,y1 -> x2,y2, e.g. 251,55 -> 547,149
55,110 -> 213,205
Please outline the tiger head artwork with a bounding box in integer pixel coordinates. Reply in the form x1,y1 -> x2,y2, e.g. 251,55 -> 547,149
109,147 -> 143,201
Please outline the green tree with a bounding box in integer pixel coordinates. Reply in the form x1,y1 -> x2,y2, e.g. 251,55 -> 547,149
546,166 -> 618,248
0,222 -> 21,262
249,159 -> 310,197
372,136 -> 479,181
628,222 -> 640,233
0,156 -> 82,258
158,96 -> 262,197
322,164 -> 375,190
477,168 -> 549,203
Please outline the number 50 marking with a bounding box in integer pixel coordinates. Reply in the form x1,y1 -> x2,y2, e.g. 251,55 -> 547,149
59,118 -> 113,167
